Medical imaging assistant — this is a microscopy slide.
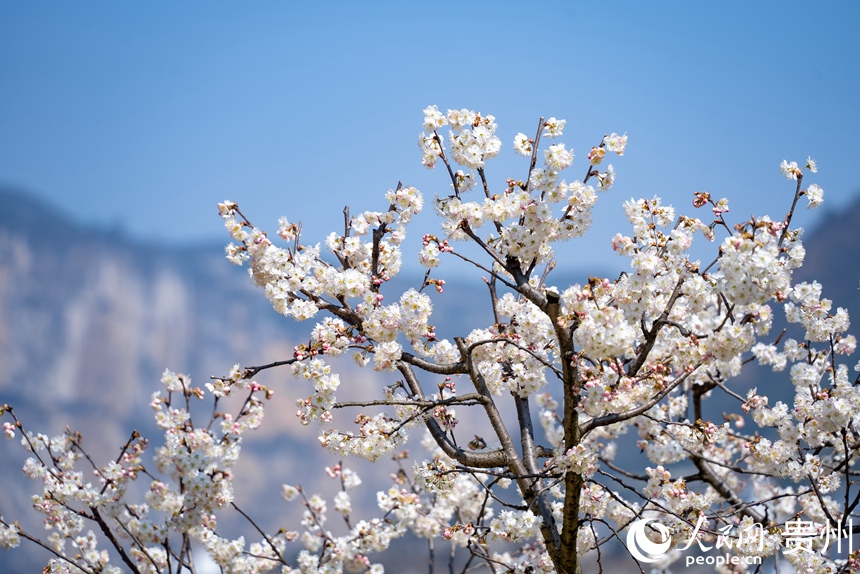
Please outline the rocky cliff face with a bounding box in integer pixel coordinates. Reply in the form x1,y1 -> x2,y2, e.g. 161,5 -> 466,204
0,189 -> 303,440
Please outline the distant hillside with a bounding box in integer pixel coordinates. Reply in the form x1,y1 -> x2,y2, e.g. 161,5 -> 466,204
794,199 -> 860,310
0,188 -> 302,430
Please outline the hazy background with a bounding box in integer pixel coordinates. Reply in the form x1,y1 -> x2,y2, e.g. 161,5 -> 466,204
1,1 -> 859,572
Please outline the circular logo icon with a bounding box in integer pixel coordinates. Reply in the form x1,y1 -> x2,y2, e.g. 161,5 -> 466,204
626,518 -> 672,563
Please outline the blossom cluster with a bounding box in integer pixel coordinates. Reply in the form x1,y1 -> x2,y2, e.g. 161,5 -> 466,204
2,106 -> 855,574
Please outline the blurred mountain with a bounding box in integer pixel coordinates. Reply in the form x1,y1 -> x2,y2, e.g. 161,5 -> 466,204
793,200 -> 860,308
0,186 -> 858,572
0,188 -> 304,433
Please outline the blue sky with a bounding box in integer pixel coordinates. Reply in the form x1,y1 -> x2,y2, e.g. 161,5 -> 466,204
2,1 -> 858,274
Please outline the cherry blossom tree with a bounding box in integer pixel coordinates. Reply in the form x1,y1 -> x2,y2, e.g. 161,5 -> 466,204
1,106 -> 857,574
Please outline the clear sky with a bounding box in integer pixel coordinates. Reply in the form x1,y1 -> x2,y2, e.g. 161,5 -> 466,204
2,1 -> 858,274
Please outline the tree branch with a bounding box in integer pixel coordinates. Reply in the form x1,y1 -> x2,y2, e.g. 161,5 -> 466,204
581,364 -> 702,435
